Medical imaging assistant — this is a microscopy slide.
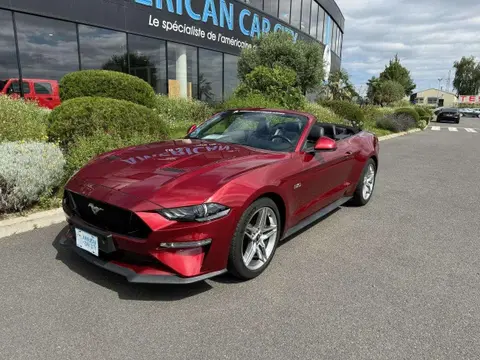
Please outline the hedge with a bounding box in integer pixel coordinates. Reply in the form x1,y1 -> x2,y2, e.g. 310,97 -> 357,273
376,113 -> 417,133
0,95 -> 49,142
301,102 -> 346,125
59,70 -> 156,108
394,107 -> 420,124
155,95 -> 214,129
0,141 -> 65,212
320,100 -> 365,129
48,97 -> 169,151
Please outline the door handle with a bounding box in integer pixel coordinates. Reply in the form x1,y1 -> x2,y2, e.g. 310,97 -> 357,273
345,151 -> 353,155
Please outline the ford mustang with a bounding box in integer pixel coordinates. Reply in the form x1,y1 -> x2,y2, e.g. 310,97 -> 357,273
60,108 -> 379,283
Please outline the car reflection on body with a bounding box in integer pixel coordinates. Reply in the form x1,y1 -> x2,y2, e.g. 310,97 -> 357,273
60,108 -> 380,284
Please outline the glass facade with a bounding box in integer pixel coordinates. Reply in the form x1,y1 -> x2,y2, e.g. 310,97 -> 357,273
0,10 -> 19,80
224,54 -> 240,100
0,0 -> 343,101
78,25 -> 127,71
264,0 -> 279,17
199,49 -> 223,104
300,0 -> 311,33
15,13 -> 79,80
167,42 -> 198,100
127,34 -> 167,95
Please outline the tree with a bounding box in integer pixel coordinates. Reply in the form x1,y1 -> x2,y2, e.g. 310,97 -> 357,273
326,69 -> 358,101
453,56 -> 480,95
367,77 -> 404,106
379,54 -> 416,96
238,32 -> 324,94
235,65 -> 305,109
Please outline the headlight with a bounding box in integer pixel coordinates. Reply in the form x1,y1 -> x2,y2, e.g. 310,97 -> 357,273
158,203 -> 230,222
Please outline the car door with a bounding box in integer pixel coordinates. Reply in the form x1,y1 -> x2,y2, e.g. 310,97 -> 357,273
33,81 -> 60,109
292,128 -> 356,222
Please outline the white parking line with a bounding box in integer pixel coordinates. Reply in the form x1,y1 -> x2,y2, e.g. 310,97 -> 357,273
465,128 -> 478,133
448,127 -> 458,132
431,126 -> 440,131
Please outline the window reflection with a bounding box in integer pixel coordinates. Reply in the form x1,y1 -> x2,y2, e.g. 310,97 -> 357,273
278,0 -> 290,24
15,13 -> 79,80
128,34 -> 167,94
199,49 -> 223,103
300,0 -> 311,33
78,25 -> 127,72
244,0 -> 263,10
290,0 -> 301,28
309,2 -> 318,38
167,42 -> 198,99
224,54 -> 239,100
317,8 -> 325,42
323,14 -> 331,45
0,10 -> 18,82
264,0 -> 279,17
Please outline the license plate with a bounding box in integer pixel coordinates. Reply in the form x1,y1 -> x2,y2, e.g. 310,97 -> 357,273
75,228 -> 99,256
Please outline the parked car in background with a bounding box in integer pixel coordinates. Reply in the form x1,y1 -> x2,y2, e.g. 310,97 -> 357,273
0,78 -> 61,109
61,108 -> 380,284
437,108 -> 460,124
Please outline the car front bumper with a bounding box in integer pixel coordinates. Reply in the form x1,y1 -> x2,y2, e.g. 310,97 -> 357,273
61,215 -> 228,284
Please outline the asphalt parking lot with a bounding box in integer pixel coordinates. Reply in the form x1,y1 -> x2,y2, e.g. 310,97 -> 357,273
1,119 -> 480,360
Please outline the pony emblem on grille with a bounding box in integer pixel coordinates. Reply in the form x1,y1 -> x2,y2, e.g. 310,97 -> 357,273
88,203 -> 104,215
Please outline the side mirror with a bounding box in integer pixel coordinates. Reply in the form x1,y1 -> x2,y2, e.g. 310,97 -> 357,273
314,137 -> 337,151
187,124 -> 197,135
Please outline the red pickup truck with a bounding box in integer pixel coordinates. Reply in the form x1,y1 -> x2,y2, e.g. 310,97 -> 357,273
0,78 -> 61,109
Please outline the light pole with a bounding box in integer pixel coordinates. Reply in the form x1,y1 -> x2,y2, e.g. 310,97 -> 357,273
437,78 -> 443,106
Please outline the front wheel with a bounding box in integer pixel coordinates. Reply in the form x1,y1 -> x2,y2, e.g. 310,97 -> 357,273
228,198 -> 281,280
349,158 -> 377,206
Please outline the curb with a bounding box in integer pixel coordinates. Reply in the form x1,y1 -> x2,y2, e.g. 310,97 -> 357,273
378,128 -> 421,142
0,126 -> 426,238
0,208 -> 65,239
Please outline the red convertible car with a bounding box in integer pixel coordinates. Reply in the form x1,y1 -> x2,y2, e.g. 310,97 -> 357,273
61,109 -> 379,283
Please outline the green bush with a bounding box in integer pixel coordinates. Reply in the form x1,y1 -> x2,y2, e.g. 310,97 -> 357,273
414,106 -> 427,117
320,100 -> 365,129
362,105 -> 395,122
48,97 -> 168,151
0,141 -> 65,212
376,113 -> 417,133
301,102 -> 347,125
59,70 -> 156,108
65,131 -> 159,179
394,107 -> 420,124
216,93 -> 284,112
235,65 -> 305,110
0,95 -> 49,142
155,95 -> 214,131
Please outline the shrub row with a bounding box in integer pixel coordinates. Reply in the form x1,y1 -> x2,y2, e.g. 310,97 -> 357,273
48,97 -> 169,151
319,100 -> 365,129
0,95 -> 49,142
60,70 -> 156,108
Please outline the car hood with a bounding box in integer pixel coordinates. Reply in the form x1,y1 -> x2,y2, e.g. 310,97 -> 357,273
71,139 -> 288,208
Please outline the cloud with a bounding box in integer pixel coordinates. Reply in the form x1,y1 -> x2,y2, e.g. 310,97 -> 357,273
335,0 -> 480,94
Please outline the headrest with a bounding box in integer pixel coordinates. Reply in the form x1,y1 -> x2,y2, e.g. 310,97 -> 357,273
283,122 -> 301,133
308,125 -> 324,140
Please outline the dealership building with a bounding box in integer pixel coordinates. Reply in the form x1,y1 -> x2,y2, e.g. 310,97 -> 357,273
0,0 -> 344,103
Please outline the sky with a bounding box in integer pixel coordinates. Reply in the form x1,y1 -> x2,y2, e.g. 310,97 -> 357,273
335,0 -> 480,96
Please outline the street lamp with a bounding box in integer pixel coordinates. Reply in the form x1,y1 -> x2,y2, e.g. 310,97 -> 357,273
437,78 -> 443,106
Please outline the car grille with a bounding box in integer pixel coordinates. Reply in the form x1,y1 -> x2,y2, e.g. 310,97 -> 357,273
64,190 -> 152,239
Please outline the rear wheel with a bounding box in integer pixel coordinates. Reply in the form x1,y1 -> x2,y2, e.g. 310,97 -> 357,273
349,158 -> 377,206
228,198 -> 280,280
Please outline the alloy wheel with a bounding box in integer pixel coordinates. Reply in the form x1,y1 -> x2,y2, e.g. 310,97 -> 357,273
242,207 -> 278,271
362,164 -> 375,200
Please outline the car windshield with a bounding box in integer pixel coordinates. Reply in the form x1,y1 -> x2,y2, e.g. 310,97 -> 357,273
442,108 -> 458,112
187,110 -> 309,152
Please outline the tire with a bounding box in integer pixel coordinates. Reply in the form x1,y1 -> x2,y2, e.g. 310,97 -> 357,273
349,158 -> 377,206
228,197 -> 281,280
